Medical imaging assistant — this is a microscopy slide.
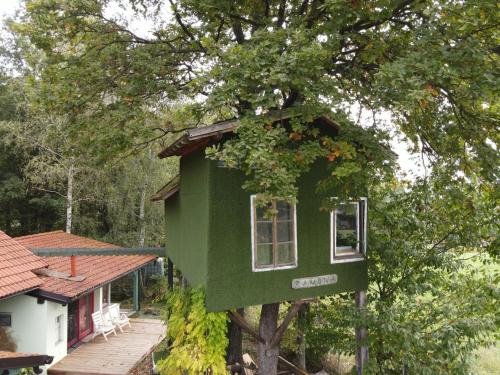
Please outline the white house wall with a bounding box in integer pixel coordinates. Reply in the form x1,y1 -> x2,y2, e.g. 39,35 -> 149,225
0,294 -> 68,374
44,299 -> 67,365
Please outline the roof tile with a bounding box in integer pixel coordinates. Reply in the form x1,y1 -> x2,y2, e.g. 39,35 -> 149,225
15,231 -> 156,299
0,231 -> 47,299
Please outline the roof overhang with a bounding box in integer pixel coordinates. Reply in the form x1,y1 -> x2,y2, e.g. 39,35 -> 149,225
0,352 -> 53,372
158,110 -> 340,159
151,175 -> 180,202
0,286 -> 41,302
31,247 -> 165,257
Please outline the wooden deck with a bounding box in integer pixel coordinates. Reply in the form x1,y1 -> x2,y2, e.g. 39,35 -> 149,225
48,319 -> 166,375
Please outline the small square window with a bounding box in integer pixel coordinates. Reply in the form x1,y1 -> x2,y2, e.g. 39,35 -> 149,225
331,198 -> 367,263
0,313 -> 11,327
251,195 -> 297,271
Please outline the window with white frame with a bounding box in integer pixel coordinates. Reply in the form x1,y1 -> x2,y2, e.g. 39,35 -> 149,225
251,195 -> 297,271
331,198 -> 367,262
55,314 -> 63,344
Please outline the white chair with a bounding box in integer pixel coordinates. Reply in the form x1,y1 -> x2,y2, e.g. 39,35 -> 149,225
91,311 -> 117,342
107,303 -> 132,333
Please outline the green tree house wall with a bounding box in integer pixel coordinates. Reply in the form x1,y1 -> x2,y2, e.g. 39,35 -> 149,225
160,117 -> 368,312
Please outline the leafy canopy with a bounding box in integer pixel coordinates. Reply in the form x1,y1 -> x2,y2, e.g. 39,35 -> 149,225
305,170 -> 499,374
10,0 -> 499,200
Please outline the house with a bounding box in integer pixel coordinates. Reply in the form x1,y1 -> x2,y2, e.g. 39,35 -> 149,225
0,230 -> 157,373
153,112 -> 369,312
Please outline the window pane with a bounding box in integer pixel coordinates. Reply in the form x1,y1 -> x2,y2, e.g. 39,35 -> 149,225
256,202 -> 272,221
256,244 -> 273,266
277,242 -> 294,265
276,201 -> 291,220
336,203 -> 358,254
257,222 -> 273,243
277,221 -> 293,243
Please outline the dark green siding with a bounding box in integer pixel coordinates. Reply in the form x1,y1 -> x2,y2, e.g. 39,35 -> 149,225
164,151 -> 210,287
164,120 -> 368,311
205,159 -> 368,312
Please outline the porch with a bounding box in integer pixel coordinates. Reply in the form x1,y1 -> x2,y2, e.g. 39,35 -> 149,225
48,318 -> 166,375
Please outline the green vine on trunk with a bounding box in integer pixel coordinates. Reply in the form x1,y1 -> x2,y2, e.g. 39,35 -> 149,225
157,286 -> 229,375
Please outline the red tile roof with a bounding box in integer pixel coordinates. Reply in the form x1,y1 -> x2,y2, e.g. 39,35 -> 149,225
15,230 -> 120,249
15,231 -> 156,300
0,231 -> 47,300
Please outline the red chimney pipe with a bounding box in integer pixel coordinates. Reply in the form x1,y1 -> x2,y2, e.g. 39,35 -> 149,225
70,255 -> 77,277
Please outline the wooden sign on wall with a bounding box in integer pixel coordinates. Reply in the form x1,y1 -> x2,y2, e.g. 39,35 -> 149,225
291,274 -> 338,289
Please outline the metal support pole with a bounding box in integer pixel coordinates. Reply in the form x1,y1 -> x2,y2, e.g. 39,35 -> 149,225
133,270 -> 140,312
355,290 -> 368,374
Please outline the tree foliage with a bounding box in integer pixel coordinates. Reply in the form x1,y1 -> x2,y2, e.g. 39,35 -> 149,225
9,0 -> 498,202
159,287 -> 229,374
304,171 -> 499,374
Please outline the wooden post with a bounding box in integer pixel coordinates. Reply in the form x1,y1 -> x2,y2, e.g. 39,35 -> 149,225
167,258 -> 174,290
355,290 -> 368,375
133,270 -> 140,312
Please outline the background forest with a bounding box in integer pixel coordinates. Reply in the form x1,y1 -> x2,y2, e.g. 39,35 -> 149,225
0,69 -> 175,245
0,0 -> 498,374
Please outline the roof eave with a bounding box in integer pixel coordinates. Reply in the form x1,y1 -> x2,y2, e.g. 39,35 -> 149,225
0,285 -> 42,302
0,354 -> 53,370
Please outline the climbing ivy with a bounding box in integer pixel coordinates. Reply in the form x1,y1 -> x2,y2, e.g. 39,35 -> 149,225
158,287 -> 229,375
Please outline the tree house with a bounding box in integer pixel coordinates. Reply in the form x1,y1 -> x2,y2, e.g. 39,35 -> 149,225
153,112 -> 368,312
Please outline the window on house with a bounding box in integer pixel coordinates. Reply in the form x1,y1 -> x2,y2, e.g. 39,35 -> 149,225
55,314 -> 63,344
331,198 -> 367,262
251,195 -> 297,271
0,313 -> 11,327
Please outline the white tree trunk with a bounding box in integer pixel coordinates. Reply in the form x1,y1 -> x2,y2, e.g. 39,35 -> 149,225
138,180 -> 147,247
65,160 -> 74,234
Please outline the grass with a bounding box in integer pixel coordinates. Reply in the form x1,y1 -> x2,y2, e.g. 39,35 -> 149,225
474,343 -> 500,375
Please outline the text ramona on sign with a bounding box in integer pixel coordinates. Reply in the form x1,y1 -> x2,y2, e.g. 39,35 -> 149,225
291,274 -> 338,289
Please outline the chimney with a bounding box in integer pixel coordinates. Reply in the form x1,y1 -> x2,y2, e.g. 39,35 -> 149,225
70,255 -> 77,277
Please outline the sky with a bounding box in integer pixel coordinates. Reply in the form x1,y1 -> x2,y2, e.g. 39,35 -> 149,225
0,0 -> 20,19
0,0 -> 422,176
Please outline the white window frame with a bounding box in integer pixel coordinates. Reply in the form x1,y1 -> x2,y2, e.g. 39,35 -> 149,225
55,314 -> 64,345
330,197 -> 367,264
250,195 -> 298,272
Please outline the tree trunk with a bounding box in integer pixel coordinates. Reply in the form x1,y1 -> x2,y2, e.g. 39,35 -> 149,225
226,308 -> 244,365
65,159 -> 74,234
138,180 -> 147,247
297,303 -> 308,370
258,303 -> 280,374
